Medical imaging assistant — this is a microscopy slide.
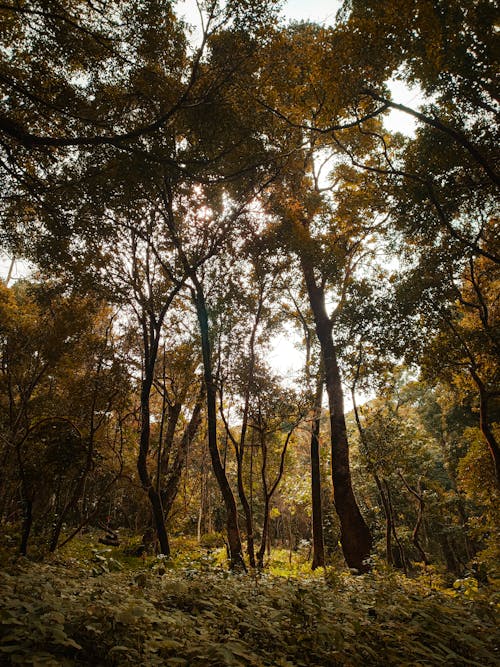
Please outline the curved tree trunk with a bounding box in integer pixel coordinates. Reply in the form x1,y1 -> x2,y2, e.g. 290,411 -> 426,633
257,419 -> 299,568
476,379 -> 500,486
235,290 -> 264,568
351,387 -> 403,572
193,282 -> 245,569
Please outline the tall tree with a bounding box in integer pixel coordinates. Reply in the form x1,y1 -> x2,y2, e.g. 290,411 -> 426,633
268,157 -> 380,572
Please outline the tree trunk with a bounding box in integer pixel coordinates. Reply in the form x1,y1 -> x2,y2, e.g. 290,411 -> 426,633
20,497 -> 33,556
351,389 -> 397,570
193,282 -> 245,569
477,382 -> 500,486
221,293 -> 264,569
310,374 -> 325,569
198,444 -> 206,542
161,390 -> 204,519
238,461 -> 256,568
373,473 -> 393,566
384,480 -> 408,574
257,495 -> 270,569
257,420 -> 296,568
301,261 -> 372,572
138,374 -> 171,556
256,428 -> 270,568
399,473 -> 428,565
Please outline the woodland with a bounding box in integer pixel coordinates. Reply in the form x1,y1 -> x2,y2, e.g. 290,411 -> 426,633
0,0 -> 499,665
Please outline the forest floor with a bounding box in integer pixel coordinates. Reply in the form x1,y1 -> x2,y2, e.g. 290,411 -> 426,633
0,534 -> 499,666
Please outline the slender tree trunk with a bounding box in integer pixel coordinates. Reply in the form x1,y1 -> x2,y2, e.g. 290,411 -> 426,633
138,373 -> 171,556
256,426 -> 269,569
476,382 -> 500,486
257,495 -> 270,569
193,283 -> 245,569
399,473 -> 428,565
220,406 -> 255,566
351,388 -> 396,570
158,402 -> 182,494
20,497 -> 33,556
311,374 -> 325,569
238,460 -> 256,567
384,481 -> 408,575
161,392 -> 204,519
373,473 -> 393,566
222,293 -> 264,569
257,420 -> 296,568
198,444 -> 206,542
301,261 -> 371,572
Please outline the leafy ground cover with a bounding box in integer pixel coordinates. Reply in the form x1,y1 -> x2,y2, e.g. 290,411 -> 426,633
0,541 -> 498,666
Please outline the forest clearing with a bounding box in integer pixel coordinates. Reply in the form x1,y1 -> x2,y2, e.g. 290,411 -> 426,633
0,0 -> 499,664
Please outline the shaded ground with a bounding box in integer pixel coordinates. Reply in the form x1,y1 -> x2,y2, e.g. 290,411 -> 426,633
0,544 -> 498,666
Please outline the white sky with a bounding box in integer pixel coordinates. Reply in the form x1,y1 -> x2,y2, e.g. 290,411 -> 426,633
283,0 -> 342,24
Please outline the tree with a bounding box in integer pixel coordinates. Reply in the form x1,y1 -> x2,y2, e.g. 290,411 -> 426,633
268,159 -> 378,573
216,234 -> 292,567
419,254 -> 500,485
289,297 -> 326,570
153,336 -> 205,534
0,279 -> 130,554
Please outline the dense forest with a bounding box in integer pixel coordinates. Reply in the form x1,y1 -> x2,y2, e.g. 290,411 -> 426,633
0,0 -> 499,664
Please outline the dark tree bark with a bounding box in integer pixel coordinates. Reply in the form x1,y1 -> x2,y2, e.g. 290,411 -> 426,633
131,226 -> 185,558
301,260 -> 372,572
161,389 -> 204,518
138,371 -> 171,556
192,281 -> 245,569
384,480 -> 408,574
310,374 -> 325,570
219,292 -> 265,569
376,475 -> 393,566
20,497 -> 33,557
256,421 -> 270,569
472,372 -> 500,486
135,294 -> 180,556
219,378 -> 256,567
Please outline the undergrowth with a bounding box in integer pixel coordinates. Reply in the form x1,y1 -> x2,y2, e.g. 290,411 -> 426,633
0,542 -> 498,666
